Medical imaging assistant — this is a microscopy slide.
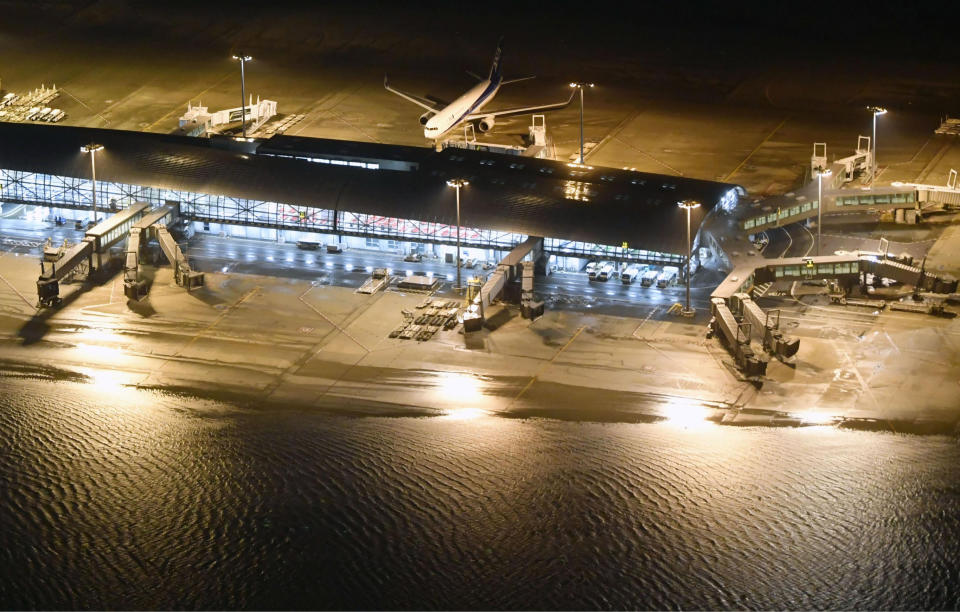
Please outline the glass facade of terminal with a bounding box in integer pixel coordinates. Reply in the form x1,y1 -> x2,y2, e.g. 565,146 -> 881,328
0,168 -> 683,268
834,192 -> 915,207
743,190 -> 919,232
743,200 -> 818,231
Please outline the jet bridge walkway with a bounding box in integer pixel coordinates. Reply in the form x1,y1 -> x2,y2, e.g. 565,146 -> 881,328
37,202 -> 150,307
707,250 -> 959,373
123,203 -> 203,300
731,292 -> 799,360
463,236 -> 543,331
709,297 -> 767,378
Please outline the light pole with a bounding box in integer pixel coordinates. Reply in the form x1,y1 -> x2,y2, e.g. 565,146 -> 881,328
80,143 -> 104,223
446,179 -> 468,292
678,199 -> 701,317
815,166 -> 832,256
569,82 -> 594,164
867,106 -> 887,184
232,53 -> 253,138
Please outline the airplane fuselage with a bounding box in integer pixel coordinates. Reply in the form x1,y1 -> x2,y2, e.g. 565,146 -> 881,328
424,76 -> 501,140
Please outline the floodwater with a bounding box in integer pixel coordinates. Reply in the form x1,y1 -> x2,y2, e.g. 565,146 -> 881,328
1,367 -> 959,610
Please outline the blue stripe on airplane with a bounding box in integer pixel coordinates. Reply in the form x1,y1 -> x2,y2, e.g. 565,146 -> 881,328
451,77 -> 501,130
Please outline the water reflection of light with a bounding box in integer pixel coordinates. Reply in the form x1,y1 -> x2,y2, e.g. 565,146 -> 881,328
661,397 -> 715,430
792,411 -> 837,426
77,366 -> 131,394
436,371 -> 481,400
432,372 -> 492,418
441,406 -> 489,420
77,327 -> 124,342
76,342 -> 124,361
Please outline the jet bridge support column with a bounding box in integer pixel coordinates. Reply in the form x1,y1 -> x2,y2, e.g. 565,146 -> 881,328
520,260 -> 543,319
123,228 -> 147,300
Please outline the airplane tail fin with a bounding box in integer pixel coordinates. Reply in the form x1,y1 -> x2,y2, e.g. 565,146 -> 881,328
488,36 -> 504,82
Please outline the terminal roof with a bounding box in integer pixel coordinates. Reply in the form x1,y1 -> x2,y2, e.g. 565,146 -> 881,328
0,122 -> 743,254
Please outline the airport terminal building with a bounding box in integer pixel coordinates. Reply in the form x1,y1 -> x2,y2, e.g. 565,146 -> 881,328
0,123 -> 743,270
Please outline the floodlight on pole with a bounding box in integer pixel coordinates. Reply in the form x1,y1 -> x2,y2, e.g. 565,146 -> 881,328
446,179 -> 469,292
867,106 -> 887,184
569,82 -> 594,165
677,199 -> 701,317
80,143 -> 104,223
815,166 -> 832,256
232,53 -> 253,138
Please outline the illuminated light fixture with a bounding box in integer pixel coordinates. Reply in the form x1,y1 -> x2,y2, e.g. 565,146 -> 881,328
677,200 -> 701,317
569,82 -> 595,164
814,166 -> 832,256
80,143 -> 104,223
446,179 -> 468,291
866,106 -> 887,184
232,53 -> 253,138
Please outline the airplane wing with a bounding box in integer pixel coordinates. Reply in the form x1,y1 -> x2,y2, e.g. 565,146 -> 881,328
384,75 -> 443,112
465,89 -> 576,120
501,76 -> 536,85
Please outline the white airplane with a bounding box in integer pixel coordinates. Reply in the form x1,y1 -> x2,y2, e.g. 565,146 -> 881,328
385,38 -> 575,141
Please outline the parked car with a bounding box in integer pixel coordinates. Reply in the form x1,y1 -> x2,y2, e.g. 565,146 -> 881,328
403,252 -> 422,262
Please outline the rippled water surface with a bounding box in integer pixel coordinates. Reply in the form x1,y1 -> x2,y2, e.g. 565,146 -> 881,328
2,375 -> 959,610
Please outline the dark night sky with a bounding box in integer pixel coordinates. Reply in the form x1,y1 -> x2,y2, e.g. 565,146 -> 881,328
3,0 -> 957,63
1,0 -> 957,112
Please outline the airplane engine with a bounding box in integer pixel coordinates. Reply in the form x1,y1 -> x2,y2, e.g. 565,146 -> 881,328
419,111 -> 435,126
477,115 -> 496,133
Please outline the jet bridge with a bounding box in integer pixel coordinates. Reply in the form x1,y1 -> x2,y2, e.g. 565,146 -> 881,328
156,225 -> 204,289
123,204 -> 178,300
122,203 -> 203,300
730,292 -> 799,360
463,236 -> 543,331
710,297 -> 767,378
37,202 -> 150,307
